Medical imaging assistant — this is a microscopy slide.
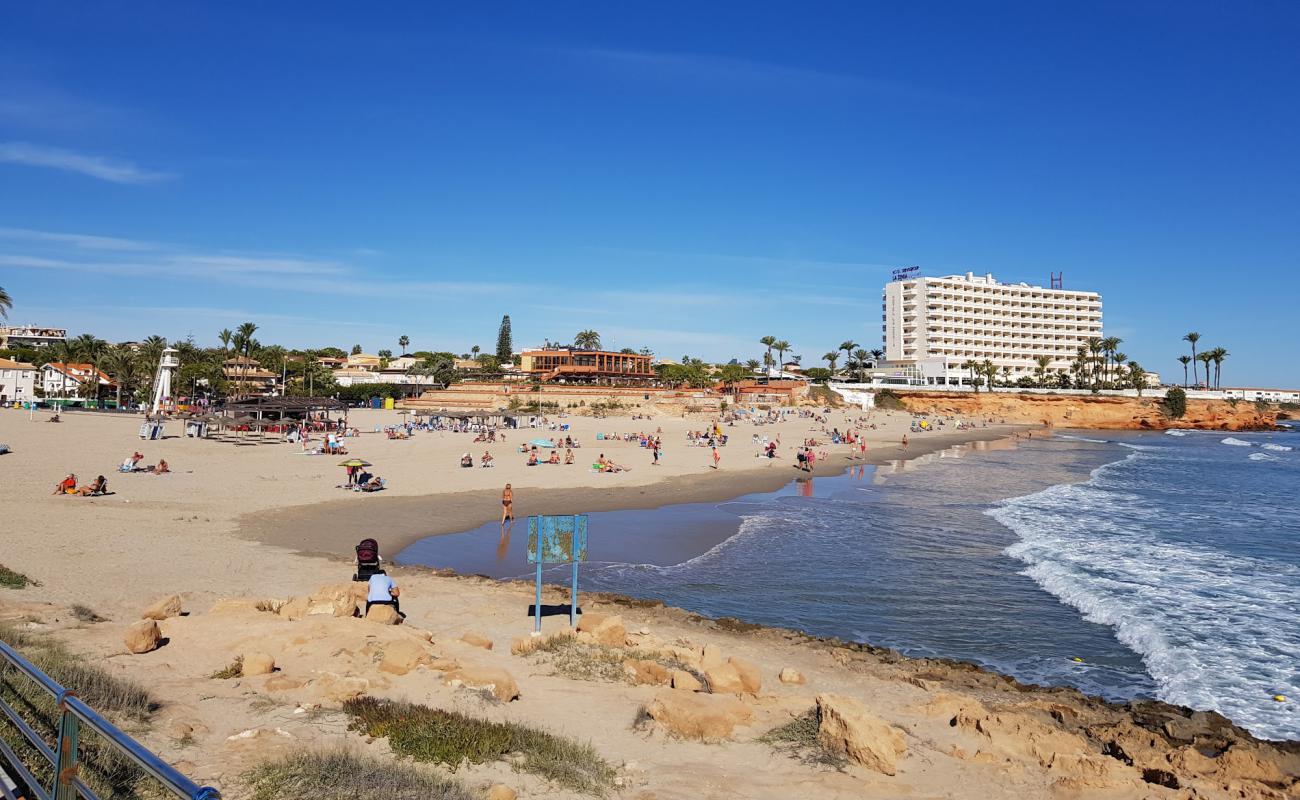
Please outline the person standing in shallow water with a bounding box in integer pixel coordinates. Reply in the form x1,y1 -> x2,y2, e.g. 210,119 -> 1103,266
501,483 -> 514,525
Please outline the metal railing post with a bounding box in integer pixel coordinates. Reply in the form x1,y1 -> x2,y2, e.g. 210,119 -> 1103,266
53,690 -> 78,800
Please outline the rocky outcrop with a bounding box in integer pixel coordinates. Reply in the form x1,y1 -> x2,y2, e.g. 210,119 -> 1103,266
123,619 -> 161,653
444,666 -> 520,702
365,605 -> 401,625
815,694 -> 907,775
896,391 -> 1277,431
141,595 -> 182,621
377,640 -> 434,676
644,690 -> 753,741
577,612 -> 626,647
624,659 -> 671,686
779,667 -> 806,685
240,652 -> 275,676
459,632 -> 493,650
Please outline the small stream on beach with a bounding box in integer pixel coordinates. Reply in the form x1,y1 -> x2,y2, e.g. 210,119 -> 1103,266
398,429 -> 1300,741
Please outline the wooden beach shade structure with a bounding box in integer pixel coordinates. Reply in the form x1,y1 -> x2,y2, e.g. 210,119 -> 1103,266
217,396 -> 347,445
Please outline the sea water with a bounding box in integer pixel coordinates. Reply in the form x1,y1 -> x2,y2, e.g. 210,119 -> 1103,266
398,429 -> 1300,740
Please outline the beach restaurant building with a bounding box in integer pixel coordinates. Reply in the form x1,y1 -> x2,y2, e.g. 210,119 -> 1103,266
0,358 -> 37,403
882,271 -> 1103,386
518,347 -> 655,383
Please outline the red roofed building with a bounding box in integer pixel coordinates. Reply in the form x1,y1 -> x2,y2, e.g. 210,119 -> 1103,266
41,362 -> 117,400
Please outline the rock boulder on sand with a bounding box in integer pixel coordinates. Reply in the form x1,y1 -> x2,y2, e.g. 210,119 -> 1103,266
378,640 -> 434,676
703,662 -> 745,695
644,690 -> 753,741
623,659 -> 671,686
670,669 -> 703,692
778,667 -> 806,685
815,694 -> 907,775
141,594 -> 182,621
487,785 -> 517,800
241,652 -> 275,676
577,612 -> 626,647
123,619 -> 161,654
365,604 -> 401,625
729,657 -> 761,694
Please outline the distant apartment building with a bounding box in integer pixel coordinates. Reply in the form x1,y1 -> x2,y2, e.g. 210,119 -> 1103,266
221,356 -> 279,396
0,358 -> 37,402
41,362 -> 116,399
882,271 -> 1102,386
518,347 -> 655,382
0,325 -> 67,349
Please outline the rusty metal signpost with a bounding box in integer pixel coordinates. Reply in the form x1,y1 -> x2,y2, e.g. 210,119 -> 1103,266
527,514 -> 588,633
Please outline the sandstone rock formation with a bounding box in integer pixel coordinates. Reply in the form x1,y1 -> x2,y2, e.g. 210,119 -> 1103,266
377,639 -> 434,676
815,694 -> 907,775
670,669 -> 703,692
778,667 -> 806,685
444,666 -> 520,702
123,619 -> 161,654
624,659 -> 671,686
896,391 -> 1276,431
141,594 -> 182,621
365,604 -> 401,625
644,690 -> 753,741
459,631 -> 493,650
240,652 -> 275,676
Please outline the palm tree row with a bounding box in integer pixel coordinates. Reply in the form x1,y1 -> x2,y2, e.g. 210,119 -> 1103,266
1181,332 -> 1228,389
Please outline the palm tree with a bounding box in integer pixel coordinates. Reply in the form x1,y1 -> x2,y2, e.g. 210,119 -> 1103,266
981,359 -> 996,391
759,336 -> 777,373
852,348 -> 869,382
961,359 -> 979,392
1127,361 -> 1146,396
236,321 -> 259,397
1113,352 -> 1127,381
823,351 -> 840,373
1209,347 -> 1228,389
104,347 -> 141,409
870,348 -> 884,363
471,345 -> 480,360
1001,365 -> 1013,386
1100,336 -> 1122,383
218,328 -> 233,358
1183,332 -> 1201,387
1197,352 -> 1214,391
1072,345 -> 1089,389
1086,337 -> 1104,388
1033,355 -> 1052,387
0,285 -> 10,319
838,341 -> 858,375
574,330 -> 601,350
774,341 -> 791,372
1178,355 -> 1191,388
398,335 -> 410,355
745,359 -> 760,373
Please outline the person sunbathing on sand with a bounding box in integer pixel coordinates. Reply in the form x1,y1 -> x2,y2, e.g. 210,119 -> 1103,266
54,473 -> 77,494
564,448 -> 574,465
481,452 -> 494,467
148,459 -> 170,474
78,475 -> 108,496
120,452 -> 144,472
527,451 -> 538,466
548,450 -> 560,465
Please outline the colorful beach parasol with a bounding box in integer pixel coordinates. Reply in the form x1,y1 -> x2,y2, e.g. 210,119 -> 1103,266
338,459 -> 372,468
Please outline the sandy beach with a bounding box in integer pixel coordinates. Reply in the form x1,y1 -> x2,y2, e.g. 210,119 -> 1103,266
2,405 -> 1296,800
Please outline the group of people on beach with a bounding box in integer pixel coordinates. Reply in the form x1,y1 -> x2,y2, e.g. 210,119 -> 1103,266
54,450 -> 173,497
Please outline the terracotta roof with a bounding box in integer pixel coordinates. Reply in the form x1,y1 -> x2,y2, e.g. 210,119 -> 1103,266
0,358 -> 36,370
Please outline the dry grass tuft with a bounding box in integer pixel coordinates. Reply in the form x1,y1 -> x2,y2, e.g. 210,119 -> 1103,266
343,696 -> 616,795
0,563 -> 35,589
245,748 -> 472,800
209,656 -> 244,680
0,621 -> 161,799
759,708 -> 848,770
71,604 -> 108,623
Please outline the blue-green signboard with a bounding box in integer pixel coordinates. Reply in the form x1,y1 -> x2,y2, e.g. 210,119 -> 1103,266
527,515 -> 588,631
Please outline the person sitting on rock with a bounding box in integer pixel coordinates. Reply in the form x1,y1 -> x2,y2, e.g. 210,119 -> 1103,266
366,570 -> 403,618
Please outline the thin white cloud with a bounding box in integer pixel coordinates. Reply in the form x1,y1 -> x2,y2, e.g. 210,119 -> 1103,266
0,141 -> 172,184
0,226 -> 158,251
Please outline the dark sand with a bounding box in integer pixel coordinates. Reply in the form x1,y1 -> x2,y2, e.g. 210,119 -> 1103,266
237,426 -> 1028,559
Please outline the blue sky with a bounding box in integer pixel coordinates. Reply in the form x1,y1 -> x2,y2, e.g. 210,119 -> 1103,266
1,2 -> 1297,385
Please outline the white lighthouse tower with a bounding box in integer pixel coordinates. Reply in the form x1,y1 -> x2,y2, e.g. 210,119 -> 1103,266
149,347 -> 180,414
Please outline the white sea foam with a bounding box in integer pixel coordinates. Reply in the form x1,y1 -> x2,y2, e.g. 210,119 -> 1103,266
990,450 -> 1300,741
1260,443 -> 1293,452
1248,452 -> 1279,462
1058,434 -> 1109,444
1164,429 -> 1192,437
1221,437 -> 1254,447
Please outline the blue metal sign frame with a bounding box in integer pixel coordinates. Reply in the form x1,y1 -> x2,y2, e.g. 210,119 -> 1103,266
527,515 -> 589,631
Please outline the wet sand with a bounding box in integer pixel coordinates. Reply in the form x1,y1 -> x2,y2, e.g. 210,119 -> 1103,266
238,426 -> 1027,560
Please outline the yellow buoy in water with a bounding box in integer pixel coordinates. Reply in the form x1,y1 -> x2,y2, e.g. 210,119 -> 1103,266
1274,695 -> 1287,703
1070,657 -> 1084,663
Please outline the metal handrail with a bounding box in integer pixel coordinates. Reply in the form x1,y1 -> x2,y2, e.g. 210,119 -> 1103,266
0,639 -> 220,800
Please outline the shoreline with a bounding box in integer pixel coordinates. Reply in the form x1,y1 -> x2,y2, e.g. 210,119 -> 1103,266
237,424 -> 1032,559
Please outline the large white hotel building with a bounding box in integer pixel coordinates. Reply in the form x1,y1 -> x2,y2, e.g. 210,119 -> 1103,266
881,271 -> 1102,386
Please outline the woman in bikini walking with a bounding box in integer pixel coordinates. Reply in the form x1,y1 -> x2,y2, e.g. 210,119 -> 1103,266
501,483 -> 514,525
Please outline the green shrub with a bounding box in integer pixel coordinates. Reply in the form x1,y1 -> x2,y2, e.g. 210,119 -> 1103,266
759,708 -> 848,769
342,697 -> 616,795
0,564 -> 34,589
1161,387 -> 1187,419
210,656 -> 244,679
873,389 -> 905,411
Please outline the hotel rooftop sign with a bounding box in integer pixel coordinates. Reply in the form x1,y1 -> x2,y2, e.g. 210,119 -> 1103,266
891,265 -> 922,282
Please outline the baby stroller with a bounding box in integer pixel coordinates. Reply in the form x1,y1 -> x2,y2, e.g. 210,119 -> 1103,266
353,538 -> 382,582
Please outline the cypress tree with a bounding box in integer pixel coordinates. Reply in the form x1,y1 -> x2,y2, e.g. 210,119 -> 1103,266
496,315 -> 513,362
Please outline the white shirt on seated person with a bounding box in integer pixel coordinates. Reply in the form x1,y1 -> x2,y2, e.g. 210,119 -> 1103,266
367,572 -> 398,603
